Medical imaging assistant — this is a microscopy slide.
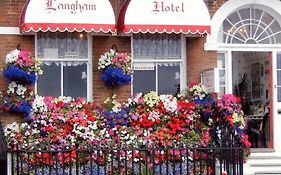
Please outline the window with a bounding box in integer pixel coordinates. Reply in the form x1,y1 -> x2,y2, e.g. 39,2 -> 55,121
220,7 -> 281,44
217,53 -> 226,97
36,32 -> 90,99
132,33 -> 182,95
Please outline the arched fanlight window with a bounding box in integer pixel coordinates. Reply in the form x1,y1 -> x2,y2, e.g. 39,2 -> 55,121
220,7 -> 281,44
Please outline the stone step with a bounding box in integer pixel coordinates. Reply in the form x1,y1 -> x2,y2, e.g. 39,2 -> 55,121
250,148 -> 275,153
247,159 -> 281,167
244,151 -> 281,175
253,167 -> 281,175
244,166 -> 281,175
248,152 -> 281,160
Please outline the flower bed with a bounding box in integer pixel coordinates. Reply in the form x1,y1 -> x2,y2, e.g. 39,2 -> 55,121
4,84 -> 250,174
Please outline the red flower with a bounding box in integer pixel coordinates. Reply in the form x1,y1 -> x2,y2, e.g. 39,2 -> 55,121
44,126 -> 55,132
56,101 -> 64,108
63,125 -> 73,136
225,115 -> 234,126
177,100 -> 195,111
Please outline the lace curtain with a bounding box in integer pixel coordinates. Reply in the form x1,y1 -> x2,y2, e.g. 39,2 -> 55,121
133,33 -> 181,58
37,32 -> 88,66
42,61 -> 87,66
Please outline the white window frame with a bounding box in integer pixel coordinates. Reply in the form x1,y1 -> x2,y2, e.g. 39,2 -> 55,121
221,7 -> 281,44
131,34 -> 186,95
35,33 -> 93,101
205,0 -> 281,51
216,52 -> 227,96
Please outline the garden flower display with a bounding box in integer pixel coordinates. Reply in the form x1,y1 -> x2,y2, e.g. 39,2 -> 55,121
98,49 -> 132,88
3,49 -> 42,85
0,81 -> 34,120
3,84 -> 250,174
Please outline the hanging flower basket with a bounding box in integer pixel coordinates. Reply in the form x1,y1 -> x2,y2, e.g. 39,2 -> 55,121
10,100 -> 32,117
3,64 -> 37,85
101,67 -> 131,88
98,49 -> 132,89
0,82 -> 34,121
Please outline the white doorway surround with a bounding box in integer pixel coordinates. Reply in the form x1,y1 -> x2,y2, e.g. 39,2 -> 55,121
205,0 -> 281,153
272,52 -> 281,153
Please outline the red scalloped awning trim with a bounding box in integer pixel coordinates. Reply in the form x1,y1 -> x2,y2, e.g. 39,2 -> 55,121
122,25 -> 210,34
20,23 -> 116,33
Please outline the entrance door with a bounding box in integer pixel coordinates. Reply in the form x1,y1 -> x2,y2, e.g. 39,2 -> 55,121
232,51 -> 272,148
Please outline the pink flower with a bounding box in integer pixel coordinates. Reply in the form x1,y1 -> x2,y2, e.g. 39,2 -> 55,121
44,96 -> 56,109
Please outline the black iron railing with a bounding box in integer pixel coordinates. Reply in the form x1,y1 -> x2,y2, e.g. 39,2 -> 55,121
4,111 -> 247,175
0,120 -> 7,175
6,146 -> 243,175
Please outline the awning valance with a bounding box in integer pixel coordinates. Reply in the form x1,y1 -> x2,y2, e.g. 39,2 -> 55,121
20,0 -> 116,33
118,0 -> 211,34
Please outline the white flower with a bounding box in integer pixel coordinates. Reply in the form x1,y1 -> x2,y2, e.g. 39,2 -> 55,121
148,110 -> 160,122
112,101 -> 121,112
159,94 -> 178,112
98,50 -> 115,70
24,131 -> 31,136
56,96 -> 73,103
6,82 -> 29,98
32,95 -> 47,113
143,91 -> 159,107
7,82 -> 17,94
16,84 -> 27,96
4,122 -> 19,136
5,49 -> 20,64
189,84 -> 207,100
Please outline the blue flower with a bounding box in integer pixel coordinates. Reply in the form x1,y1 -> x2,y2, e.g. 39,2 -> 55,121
104,110 -> 129,128
3,64 -> 37,85
101,67 -> 131,88
194,95 -> 215,107
10,99 -> 32,120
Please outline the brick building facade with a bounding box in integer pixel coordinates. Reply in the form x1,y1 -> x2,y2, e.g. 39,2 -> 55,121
0,0 -> 223,110
2,0 -> 281,153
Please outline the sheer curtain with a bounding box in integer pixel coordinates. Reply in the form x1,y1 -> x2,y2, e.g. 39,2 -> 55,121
37,32 -> 88,61
133,33 -> 181,58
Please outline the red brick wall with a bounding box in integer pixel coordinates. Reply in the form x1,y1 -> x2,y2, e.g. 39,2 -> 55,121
207,0 -> 228,18
92,36 -> 131,105
0,0 -> 25,27
0,112 -> 24,127
186,37 -> 217,84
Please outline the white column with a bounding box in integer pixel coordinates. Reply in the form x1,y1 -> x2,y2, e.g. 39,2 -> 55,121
272,52 -> 281,153
180,34 -> 187,91
87,33 -> 93,101
226,50 -> 233,94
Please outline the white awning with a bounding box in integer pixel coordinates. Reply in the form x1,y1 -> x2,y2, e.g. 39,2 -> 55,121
118,0 -> 211,34
20,0 -> 116,33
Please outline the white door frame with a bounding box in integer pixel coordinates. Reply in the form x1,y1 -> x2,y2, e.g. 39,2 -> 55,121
205,0 -> 281,151
272,51 -> 281,152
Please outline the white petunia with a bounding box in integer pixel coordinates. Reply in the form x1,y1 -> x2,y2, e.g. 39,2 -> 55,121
31,95 -> 47,113
5,49 -> 20,63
